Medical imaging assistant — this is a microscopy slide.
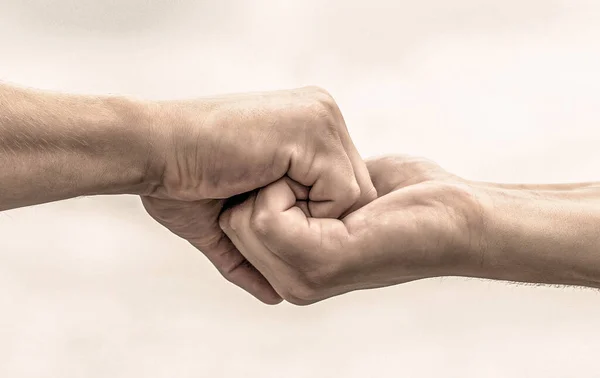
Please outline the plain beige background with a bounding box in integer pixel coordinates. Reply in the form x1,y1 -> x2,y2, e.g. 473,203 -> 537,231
1,1 -> 600,377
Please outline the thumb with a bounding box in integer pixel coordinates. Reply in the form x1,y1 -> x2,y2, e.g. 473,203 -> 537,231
366,155 -> 448,196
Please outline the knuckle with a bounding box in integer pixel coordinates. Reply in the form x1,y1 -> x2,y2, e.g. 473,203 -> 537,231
304,85 -> 332,99
218,211 -> 232,231
250,209 -> 275,236
345,179 -> 362,203
228,213 -> 240,232
303,87 -> 340,125
312,102 -> 337,127
317,91 -> 336,111
280,282 -> 319,306
226,207 -> 246,232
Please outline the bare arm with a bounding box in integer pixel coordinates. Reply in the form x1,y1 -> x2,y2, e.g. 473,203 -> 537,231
0,83 -> 375,304
0,84 -> 152,211
476,183 -> 600,288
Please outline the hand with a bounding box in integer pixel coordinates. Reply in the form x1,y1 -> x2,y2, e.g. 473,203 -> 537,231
219,155 -> 485,305
140,87 -> 376,304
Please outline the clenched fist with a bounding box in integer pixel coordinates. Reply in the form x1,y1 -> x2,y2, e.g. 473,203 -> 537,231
4,83 -> 600,306
140,87 -> 376,304
219,155 -> 484,305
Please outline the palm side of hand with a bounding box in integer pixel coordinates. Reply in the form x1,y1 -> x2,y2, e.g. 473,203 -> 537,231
220,155 -> 483,305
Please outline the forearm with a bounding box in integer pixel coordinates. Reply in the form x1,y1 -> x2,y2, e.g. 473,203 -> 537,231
473,183 -> 600,288
0,84 -> 154,211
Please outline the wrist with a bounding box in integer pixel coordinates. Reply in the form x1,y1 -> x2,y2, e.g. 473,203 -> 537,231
96,96 -> 163,196
134,98 -> 215,200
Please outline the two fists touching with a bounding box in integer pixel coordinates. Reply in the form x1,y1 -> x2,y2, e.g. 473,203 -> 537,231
142,87 -> 479,304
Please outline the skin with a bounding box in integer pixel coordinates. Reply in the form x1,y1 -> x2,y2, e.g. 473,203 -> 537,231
220,155 -> 600,305
2,83 -> 600,306
0,83 -> 376,304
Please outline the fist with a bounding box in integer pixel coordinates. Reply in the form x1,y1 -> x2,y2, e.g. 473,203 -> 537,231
141,87 -> 376,303
219,155 -> 484,305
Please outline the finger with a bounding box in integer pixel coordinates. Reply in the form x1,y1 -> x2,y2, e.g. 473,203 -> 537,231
196,234 -> 282,305
142,197 -> 281,305
366,156 -> 410,196
253,178 -> 317,248
366,155 -> 447,195
331,104 -> 378,214
305,148 -> 374,219
288,149 -> 360,219
219,194 -> 287,294
255,177 -> 308,215
252,178 -> 349,264
286,89 -> 375,219
308,118 -> 376,218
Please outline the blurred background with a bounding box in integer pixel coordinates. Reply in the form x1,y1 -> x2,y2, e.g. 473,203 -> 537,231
1,0 -> 600,377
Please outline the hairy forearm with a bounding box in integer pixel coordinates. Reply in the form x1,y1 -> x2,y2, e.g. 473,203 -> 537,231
0,84 -> 153,211
473,183 -> 600,288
